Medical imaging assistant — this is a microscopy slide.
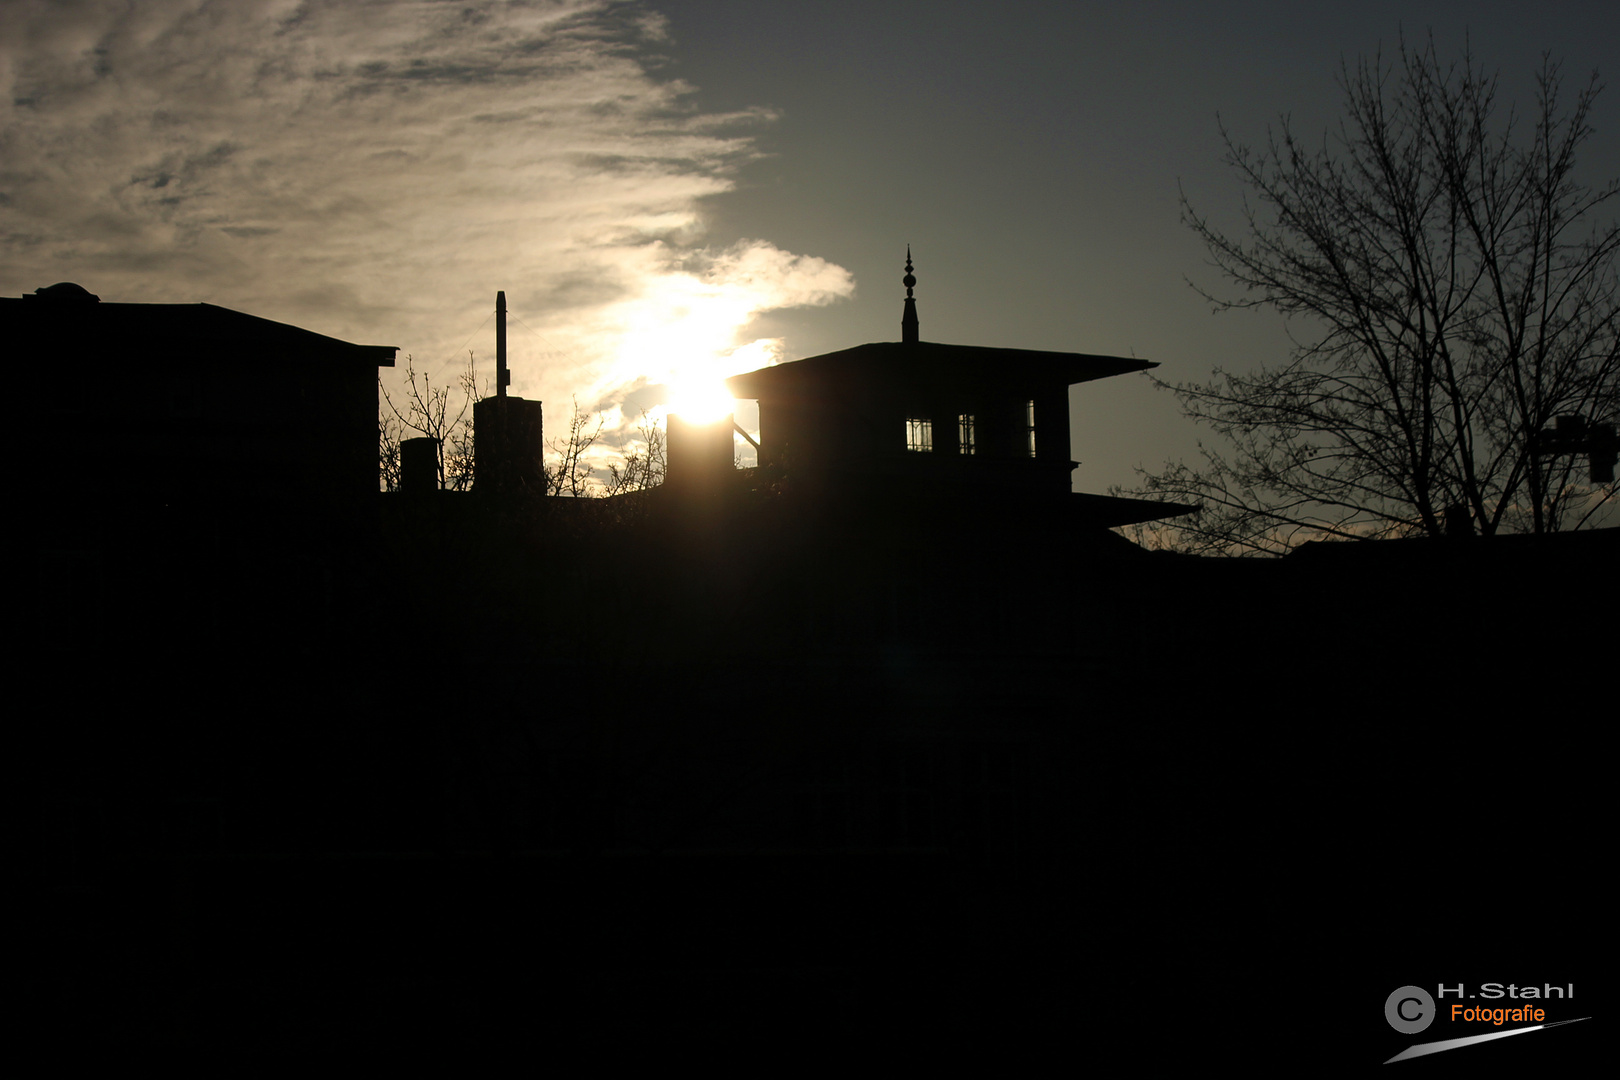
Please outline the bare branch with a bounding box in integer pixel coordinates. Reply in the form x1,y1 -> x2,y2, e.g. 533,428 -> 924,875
378,352 -> 484,490
546,395 -> 605,497
602,410 -> 667,499
1137,36 -> 1619,553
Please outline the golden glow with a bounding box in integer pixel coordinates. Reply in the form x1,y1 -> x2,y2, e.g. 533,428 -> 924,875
668,374 -> 735,424
605,257 -> 789,428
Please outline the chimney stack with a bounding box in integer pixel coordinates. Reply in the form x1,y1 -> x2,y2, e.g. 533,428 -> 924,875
496,290 -> 509,398
475,290 -> 545,493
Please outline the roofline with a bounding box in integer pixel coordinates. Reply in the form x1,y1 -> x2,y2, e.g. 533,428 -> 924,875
726,340 -> 1155,398
3,293 -> 397,366
193,302 -> 398,365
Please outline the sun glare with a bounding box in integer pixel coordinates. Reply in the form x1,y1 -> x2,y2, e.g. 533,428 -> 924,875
668,375 -> 736,425
609,270 -> 788,429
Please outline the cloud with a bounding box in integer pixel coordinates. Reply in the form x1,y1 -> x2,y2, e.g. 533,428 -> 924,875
0,0 -> 854,451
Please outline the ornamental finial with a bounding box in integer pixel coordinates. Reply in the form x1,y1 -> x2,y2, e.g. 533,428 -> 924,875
901,246 -> 919,344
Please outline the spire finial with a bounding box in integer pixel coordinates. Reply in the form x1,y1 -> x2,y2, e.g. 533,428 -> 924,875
901,246 -> 919,344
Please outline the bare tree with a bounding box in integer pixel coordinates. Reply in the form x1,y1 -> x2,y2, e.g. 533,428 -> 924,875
379,369 -> 668,499
545,395 -> 605,497
602,410 -> 667,497
1127,38 -> 1619,554
378,414 -> 404,492
378,352 -> 483,491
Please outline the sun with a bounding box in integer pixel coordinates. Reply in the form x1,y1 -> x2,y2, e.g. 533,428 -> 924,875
607,272 -> 787,431
667,373 -> 736,425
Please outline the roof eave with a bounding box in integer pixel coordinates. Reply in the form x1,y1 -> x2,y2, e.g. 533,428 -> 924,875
726,341 -> 1157,399
1070,492 -> 1198,528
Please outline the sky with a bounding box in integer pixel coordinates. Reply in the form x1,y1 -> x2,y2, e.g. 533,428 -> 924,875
4,0 -> 1619,493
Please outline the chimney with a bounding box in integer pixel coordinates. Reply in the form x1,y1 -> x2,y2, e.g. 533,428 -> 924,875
666,413 -> 735,496
475,290 -> 544,493
400,437 -> 441,493
496,290 -> 510,399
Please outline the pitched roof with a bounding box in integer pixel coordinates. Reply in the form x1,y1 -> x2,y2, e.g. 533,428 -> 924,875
4,285 -> 396,366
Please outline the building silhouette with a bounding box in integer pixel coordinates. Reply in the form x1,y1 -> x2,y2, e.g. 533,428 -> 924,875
722,251 -> 1195,529
11,282 -> 396,509
24,272 -> 1607,1061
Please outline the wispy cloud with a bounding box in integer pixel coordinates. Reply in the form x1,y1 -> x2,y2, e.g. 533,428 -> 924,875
1,0 -> 853,445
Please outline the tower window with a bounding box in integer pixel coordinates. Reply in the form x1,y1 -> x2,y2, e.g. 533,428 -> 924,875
958,413 -> 975,455
905,417 -> 933,452
1023,400 -> 1036,457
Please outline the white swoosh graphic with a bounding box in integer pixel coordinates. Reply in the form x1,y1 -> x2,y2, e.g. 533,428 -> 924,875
1384,1017 -> 1590,1064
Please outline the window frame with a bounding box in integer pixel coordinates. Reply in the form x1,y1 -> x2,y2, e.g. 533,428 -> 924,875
905,416 -> 933,452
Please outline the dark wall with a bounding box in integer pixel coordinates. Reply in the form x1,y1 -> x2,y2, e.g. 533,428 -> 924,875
12,297 -> 385,510
28,465 -> 1610,1060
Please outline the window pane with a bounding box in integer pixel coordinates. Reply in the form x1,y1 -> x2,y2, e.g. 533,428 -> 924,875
958,413 -> 975,455
1024,400 -> 1036,457
906,417 -> 932,452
